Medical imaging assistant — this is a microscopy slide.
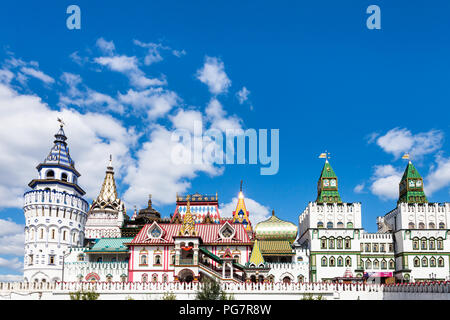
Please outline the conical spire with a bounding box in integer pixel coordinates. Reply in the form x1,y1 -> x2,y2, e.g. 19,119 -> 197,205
43,122 -> 75,168
316,160 -> 342,203
398,161 -> 428,204
90,155 -> 123,211
179,196 -> 197,236
248,240 -> 265,267
232,180 -> 251,231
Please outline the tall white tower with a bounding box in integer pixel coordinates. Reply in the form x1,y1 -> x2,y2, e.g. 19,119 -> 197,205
23,122 -> 89,282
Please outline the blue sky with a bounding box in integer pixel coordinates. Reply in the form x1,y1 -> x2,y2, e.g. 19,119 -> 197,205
0,0 -> 449,279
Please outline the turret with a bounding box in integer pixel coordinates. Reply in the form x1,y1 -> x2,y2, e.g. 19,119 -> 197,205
23,120 -> 88,282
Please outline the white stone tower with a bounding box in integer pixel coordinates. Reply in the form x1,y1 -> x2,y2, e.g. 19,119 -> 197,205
23,121 -> 89,282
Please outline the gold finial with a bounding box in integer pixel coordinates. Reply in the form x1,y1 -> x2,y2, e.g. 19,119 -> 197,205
319,151 -> 331,162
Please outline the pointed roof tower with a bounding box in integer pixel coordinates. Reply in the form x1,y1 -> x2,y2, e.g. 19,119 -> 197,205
316,160 -> 342,204
232,180 -> 252,231
30,120 -> 85,195
43,121 -> 76,169
90,155 -> 125,212
179,196 -> 197,236
398,161 -> 428,204
248,240 -> 265,267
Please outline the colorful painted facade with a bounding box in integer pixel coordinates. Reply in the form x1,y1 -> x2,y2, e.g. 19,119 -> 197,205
23,123 -> 450,285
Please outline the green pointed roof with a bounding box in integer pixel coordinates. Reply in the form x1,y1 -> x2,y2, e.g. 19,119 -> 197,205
316,160 -> 342,204
398,161 -> 428,204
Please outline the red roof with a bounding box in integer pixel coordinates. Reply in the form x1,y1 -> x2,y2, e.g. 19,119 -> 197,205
130,222 -> 252,245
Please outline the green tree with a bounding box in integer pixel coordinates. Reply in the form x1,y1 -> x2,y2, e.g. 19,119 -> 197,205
69,290 -> 100,300
162,292 -> 177,300
195,278 -> 233,300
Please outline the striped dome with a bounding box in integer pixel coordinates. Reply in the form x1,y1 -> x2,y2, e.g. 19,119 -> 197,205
254,211 -> 298,242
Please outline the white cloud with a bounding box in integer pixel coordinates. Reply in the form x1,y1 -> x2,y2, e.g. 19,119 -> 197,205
96,38 -> 116,55
59,72 -> 125,114
0,257 -> 23,272
369,165 -> 402,200
236,86 -> 250,104
169,108 -> 203,133
0,82 -> 138,208
95,54 -> 166,89
0,274 -> 23,281
425,156 -> 450,196
206,98 -> 242,132
122,125 -> 222,207
0,219 -> 23,237
20,67 -> 55,84
219,196 -> 271,225
134,39 -> 186,64
353,183 -> 365,194
118,88 -> 179,120
196,56 -> 231,95
374,128 -> 443,159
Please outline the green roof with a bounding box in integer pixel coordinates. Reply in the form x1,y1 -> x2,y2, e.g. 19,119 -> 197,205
398,161 -> 428,204
316,160 -> 342,204
319,161 -> 337,179
88,238 -> 133,253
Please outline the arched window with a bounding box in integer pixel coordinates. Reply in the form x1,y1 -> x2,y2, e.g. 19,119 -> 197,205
421,238 -> 427,250
267,275 -> 275,283
282,276 -> 291,284
344,238 -> 351,249
422,257 -> 428,267
297,275 -> 304,283
61,173 -> 68,182
429,238 -> 436,250
419,222 -> 425,229
381,259 -> 387,269
430,257 -> 436,267
141,273 -> 148,283
154,255 -> 161,266
327,222 -> 333,229
438,257 -> 444,267
429,222 -> 436,229
373,259 -> 379,269
140,251 -> 148,265
437,238 -> 444,250
320,237 -> 327,249
346,222 -> 353,228
337,256 -> 343,267
337,222 -> 344,228
365,259 -> 372,269
412,238 -> 419,250
152,274 -> 158,283
106,274 -> 113,283
408,222 -> 415,229
389,259 -> 395,269
321,257 -> 327,266
328,238 -> 335,249
120,274 -> 127,283
329,257 -> 335,267
413,257 -> 420,267
46,170 -> 55,179
336,238 -> 343,249
317,221 -> 324,228
162,274 -> 168,283
345,257 -> 352,267
77,254 -> 84,262
439,222 -> 445,229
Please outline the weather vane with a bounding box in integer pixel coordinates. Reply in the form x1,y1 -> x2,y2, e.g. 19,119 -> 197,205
57,117 -> 65,127
318,151 -> 331,161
